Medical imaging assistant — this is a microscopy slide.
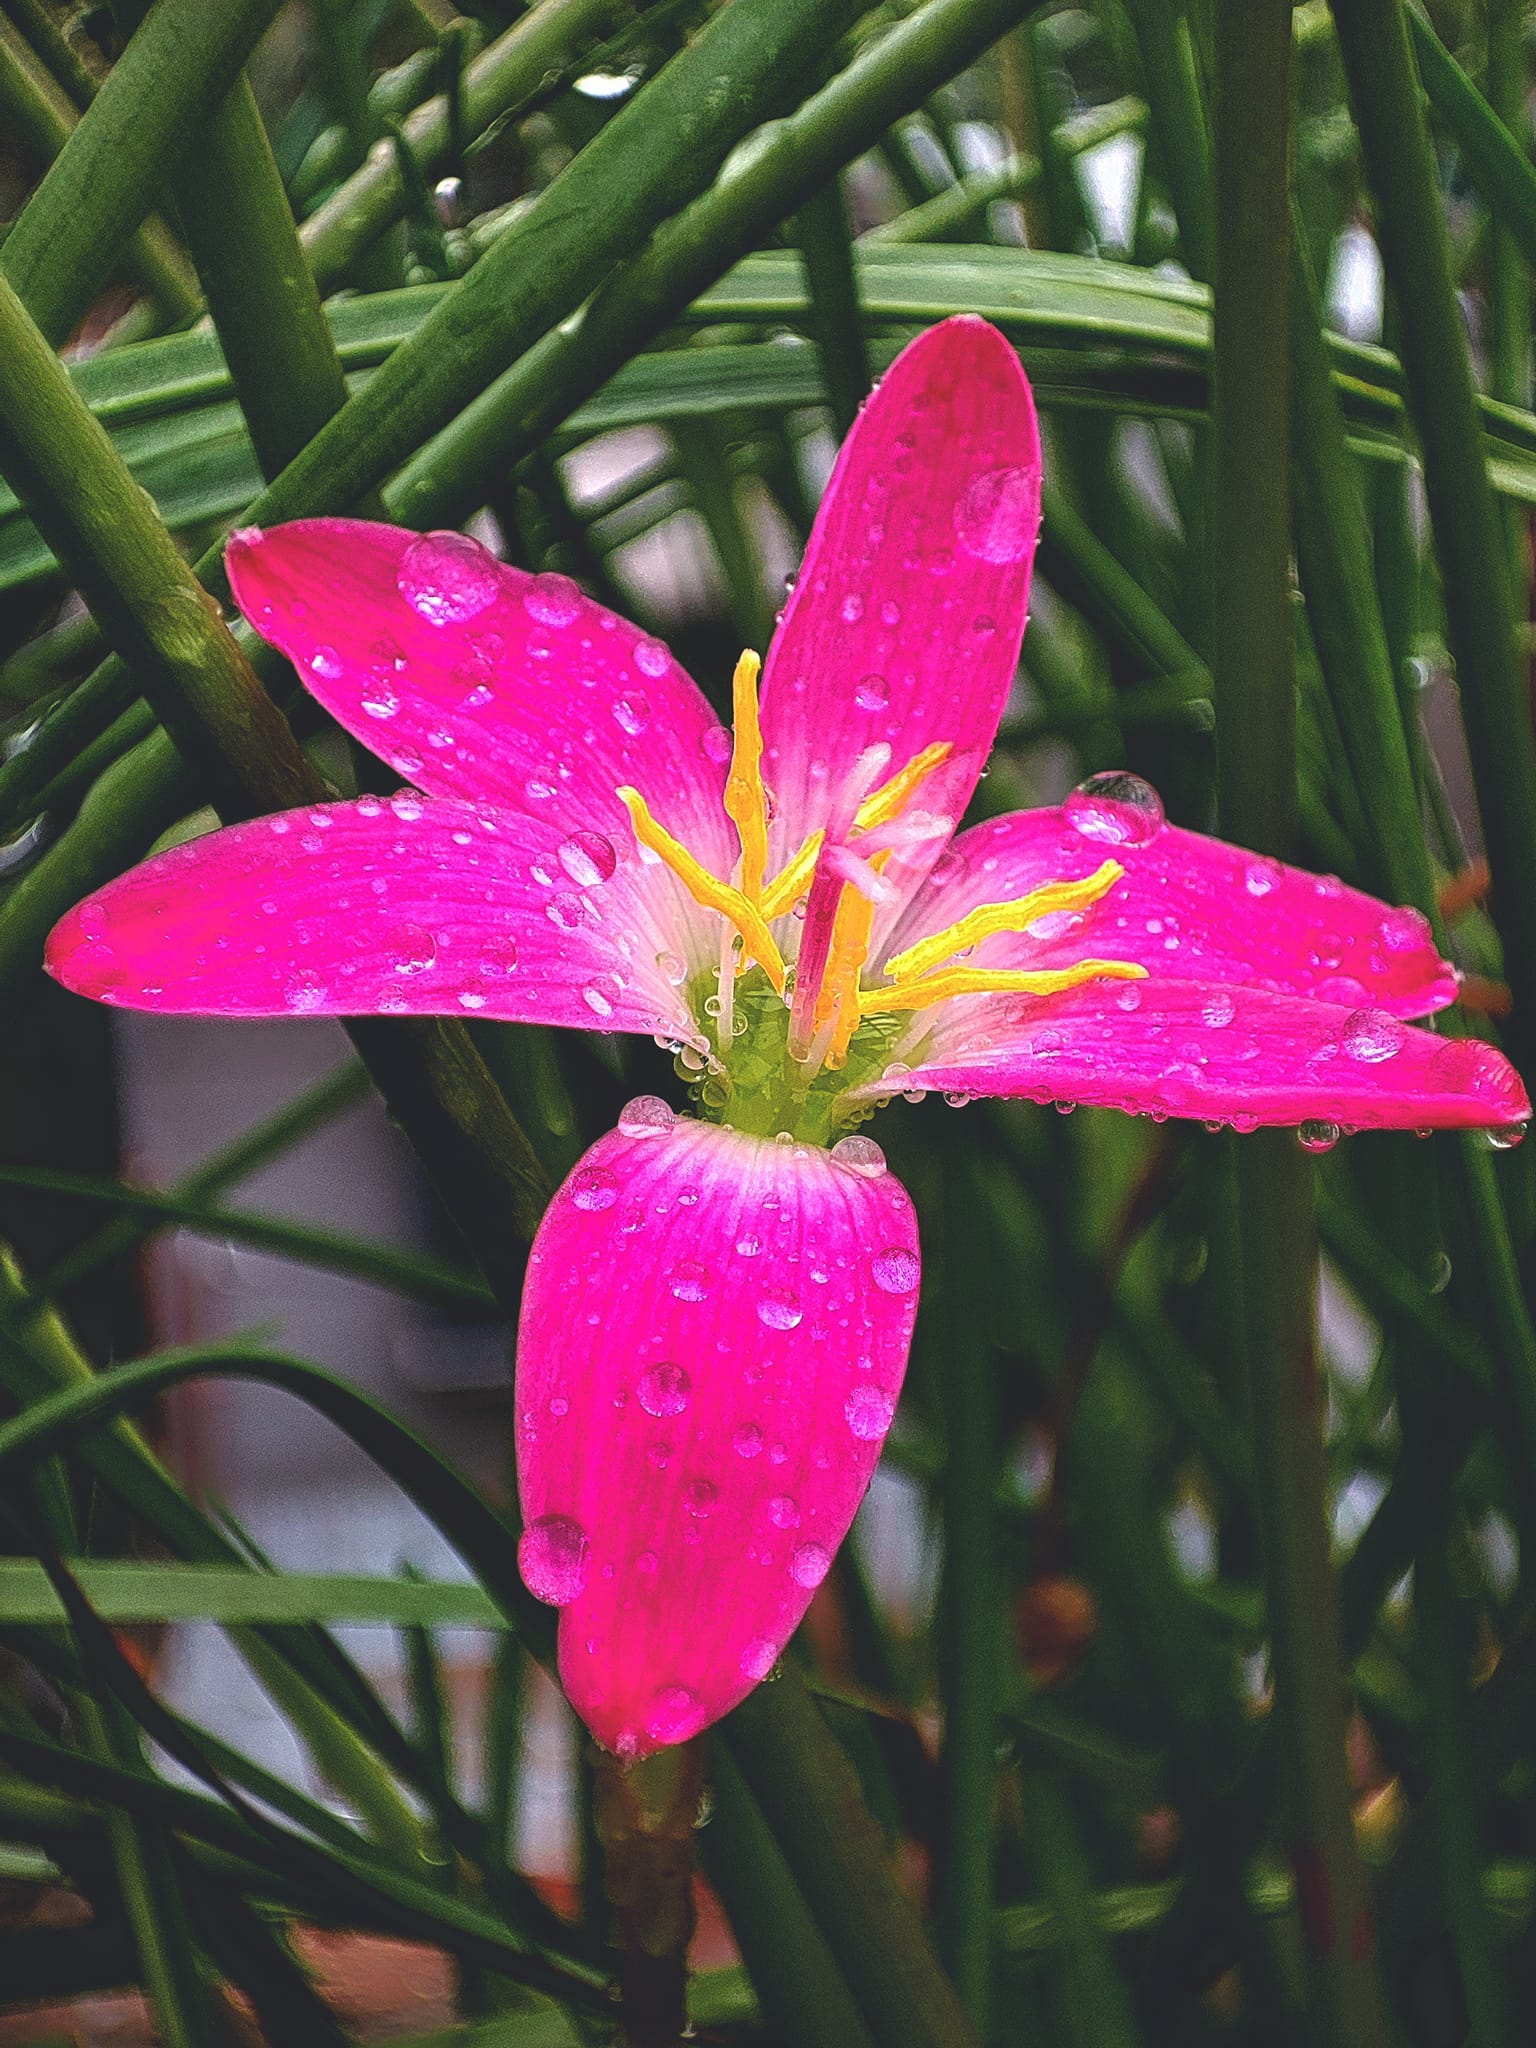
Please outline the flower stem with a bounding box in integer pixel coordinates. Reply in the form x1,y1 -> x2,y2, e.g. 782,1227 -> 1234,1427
592,1739 -> 708,2048
1211,7 -> 1387,2044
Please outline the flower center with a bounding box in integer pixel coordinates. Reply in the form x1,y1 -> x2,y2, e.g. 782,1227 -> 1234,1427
615,650 -> 1146,1118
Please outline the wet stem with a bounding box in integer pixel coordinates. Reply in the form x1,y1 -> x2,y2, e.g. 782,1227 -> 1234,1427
592,1737 -> 709,2048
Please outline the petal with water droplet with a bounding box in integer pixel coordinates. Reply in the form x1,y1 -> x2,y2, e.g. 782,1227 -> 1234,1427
883,804 -> 1457,1017
851,978 -> 1528,1133
45,796 -> 698,1041
516,1116 -> 919,1757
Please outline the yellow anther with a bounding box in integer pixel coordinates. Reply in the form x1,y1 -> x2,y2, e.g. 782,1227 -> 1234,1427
883,860 -> 1126,982
820,853 -> 892,1064
760,741 -> 955,920
724,649 -> 769,903
617,786 -> 787,994
858,958 -> 1147,1017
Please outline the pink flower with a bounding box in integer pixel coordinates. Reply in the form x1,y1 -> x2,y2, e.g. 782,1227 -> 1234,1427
46,319 -> 1527,1756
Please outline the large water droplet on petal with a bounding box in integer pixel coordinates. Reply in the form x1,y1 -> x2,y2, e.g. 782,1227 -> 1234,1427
733,1422 -> 764,1458
558,831 -> 617,888
1063,772 -> 1165,849
758,1289 -> 803,1331
570,1164 -> 619,1212
1341,1009 -> 1404,1063
397,531 -> 500,625
955,465 -> 1038,562
1298,1119 -> 1341,1154
668,1259 -> 710,1303
741,1637 -> 779,1682
518,1514 -> 589,1605
871,1246 -> 920,1295
619,1096 -> 674,1138
768,1495 -> 801,1529
644,1683 -> 705,1744
845,1385 -> 896,1441
790,1540 -> 832,1588
388,923 -> 438,975
614,691 -> 652,736
638,1361 -> 691,1417
633,637 -> 671,679
830,1134 -> 887,1178
522,573 -> 582,629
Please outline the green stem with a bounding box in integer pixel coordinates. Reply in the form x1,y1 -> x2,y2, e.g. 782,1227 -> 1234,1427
0,0 -> 282,346
1333,0 -> 1536,1083
299,0 -> 625,290
0,16 -> 200,329
792,175 -> 871,438
724,1671 -> 978,2048
1212,8 -> 1387,2044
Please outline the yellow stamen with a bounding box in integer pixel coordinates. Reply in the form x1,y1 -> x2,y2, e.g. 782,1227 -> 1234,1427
882,860 -> 1126,982
724,649 -> 769,903
760,741 -> 954,920
858,959 -> 1147,1016
617,786 -> 787,994
820,853 -> 892,1064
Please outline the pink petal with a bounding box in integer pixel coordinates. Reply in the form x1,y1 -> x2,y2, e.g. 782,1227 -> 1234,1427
226,520 -> 734,952
857,978 -> 1529,1133
884,801 -> 1458,1018
759,318 -> 1040,875
45,794 -> 697,1039
515,1109 -> 919,1756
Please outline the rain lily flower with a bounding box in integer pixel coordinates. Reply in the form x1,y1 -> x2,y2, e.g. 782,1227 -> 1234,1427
47,319 -> 1528,1758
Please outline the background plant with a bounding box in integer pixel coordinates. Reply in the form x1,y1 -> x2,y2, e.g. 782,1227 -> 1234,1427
2,2 -> 1535,2045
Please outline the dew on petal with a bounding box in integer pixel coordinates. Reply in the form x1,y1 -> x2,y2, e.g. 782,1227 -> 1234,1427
1298,1119 -> 1341,1153
845,1385 -> 896,1441
758,1288 -> 803,1331
614,692 -> 652,736
871,1246 -> 920,1294
668,1259 -> 710,1303
638,1361 -> 691,1417
619,1095 -> 675,1138
633,637 -> 670,679
790,1540 -> 832,1588
570,1165 -> 619,1212
582,980 -> 617,1018
686,1479 -> 717,1519
644,1683 -> 705,1743
1063,772 -> 1165,849
855,672 -> 889,711
360,681 -> 400,720
700,723 -> 732,765
1200,991 -> 1236,1029
741,1637 -> 779,1682
518,1514 -> 589,1606
955,464 -> 1038,563
388,923 -> 437,975
308,644 -> 345,680
1377,905 -> 1434,954
1244,857 -> 1282,898
1341,1008 -> 1405,1063
522,573 -> 582,628
558,831 -> 617,888
830,1134 -> 887,1178
733,1422 -> 764,1458
768,1495 -> 801,1530
397,531 -> 500,625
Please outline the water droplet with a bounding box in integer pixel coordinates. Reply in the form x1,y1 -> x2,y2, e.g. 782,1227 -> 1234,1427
686,1479 -> 717,1518
768,1495 -> 801,1530
733,1422 -> 764,1458
397,531 -> 500,625
669,1259 -> 710,1303
619,1096 -> 674,1138
855,672 -> 889,711
582,980 -> 616,1018
1377,905 -> 1433,954
633,637 -> 670,679
1298,1120 -> 1341,1153
840,593 -> 865,624
1341,1009 -> 1404,1064
570,1164 -> 619,1212
758,1289 -> 803,1331
1244,858 -> 1282,898
479,935 -> 519,978
360,681 -> 400,720
614,691 -> 652,736
309,644 -> 344,680
1200,991 -> 1236,1029
1488,1121 -> 1528,1151
1063,772 -> 1165,849
644,1684 -> 704,1744
845,1385 -> 895,1440
741,1637 -> 778,1681
638,1362 -> 691,1417
558,831 -> 617,888
518,1515 -> 588,1605
735,1234 -> 762,1258
872,1246 -> 920,1294
283,973 -> 327,1012
522,573 -> 582,628
955,465 -> 1037,562
790,1540 -> 832,1588
830,1134 -> 886,1178
701,724 -> 732,765
547,893 -> 587,932
388,923 -> 437,975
